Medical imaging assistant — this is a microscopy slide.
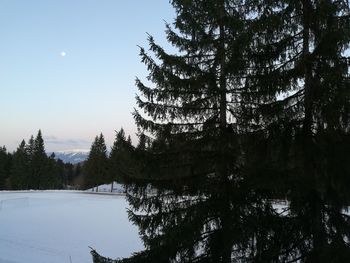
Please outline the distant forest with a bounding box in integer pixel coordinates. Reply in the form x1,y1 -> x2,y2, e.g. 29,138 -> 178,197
0,130 -> 81,190
0,128 -> 150,191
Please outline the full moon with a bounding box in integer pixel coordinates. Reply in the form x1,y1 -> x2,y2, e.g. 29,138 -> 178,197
60,51 -> 66,57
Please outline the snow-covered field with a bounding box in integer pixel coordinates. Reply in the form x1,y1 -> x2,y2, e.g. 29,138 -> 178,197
0,191 -> 143,263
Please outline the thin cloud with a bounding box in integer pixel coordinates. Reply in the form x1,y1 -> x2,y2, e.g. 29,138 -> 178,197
44,135 -> 58,141
44,136 -> 91,150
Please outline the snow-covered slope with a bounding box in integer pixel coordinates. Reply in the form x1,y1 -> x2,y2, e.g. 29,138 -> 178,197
52,149 -> 89,164
0,191 -> 143,263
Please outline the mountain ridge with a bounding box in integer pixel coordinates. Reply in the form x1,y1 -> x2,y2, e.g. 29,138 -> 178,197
50,150 -> 89,164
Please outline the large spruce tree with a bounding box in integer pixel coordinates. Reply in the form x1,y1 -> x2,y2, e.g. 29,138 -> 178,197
92,1 -> 349,262
134,0 -> 249,179
238,0 -> 350,177
241,0 -> 350,136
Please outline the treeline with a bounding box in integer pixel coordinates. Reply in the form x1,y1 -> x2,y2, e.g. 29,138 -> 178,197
83,128 -> 148,190
0,128 -> 150,191
0,130 -> 81,190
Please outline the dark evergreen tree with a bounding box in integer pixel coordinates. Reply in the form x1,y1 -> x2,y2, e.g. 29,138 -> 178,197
238,0 -> 349,132
15,130 -> 62,190
27,135 -> 35,157
30,130 -> 48,189
113,128 -> 126,149
109,128 -> 125,184
136,132 -> 148,151
92,166 -> 350,263
75,162 -> 82,178
45,152 -> 61,189
85,136 -> 99,189
133,0 -> 250,180
92,0 -> 350,262
93,2 -> 248,261
0,146 -> 10,189
109,128 -> 136,183
234,0 -> 350,181
65,162 -> 74,185
3,131 -> 77,190
84,133 -> 108,190
10,140 -> 30,189
127,135 -> 132,146
56,158 -> 66,186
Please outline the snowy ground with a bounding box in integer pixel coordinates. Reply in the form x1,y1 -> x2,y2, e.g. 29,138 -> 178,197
86,182 -> 125,193
0,191 -> 143,263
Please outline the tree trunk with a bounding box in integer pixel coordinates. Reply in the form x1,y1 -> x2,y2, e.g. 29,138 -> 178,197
302,0 -> 313,138
308,193 -> 326,262
219,10 -> 227,134
218,3 -> 232,262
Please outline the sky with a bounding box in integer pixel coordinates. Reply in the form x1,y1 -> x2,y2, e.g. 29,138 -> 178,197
0,0 -> 176,152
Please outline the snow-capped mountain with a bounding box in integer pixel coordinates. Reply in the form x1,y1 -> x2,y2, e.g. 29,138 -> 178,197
52,149 -> 89,164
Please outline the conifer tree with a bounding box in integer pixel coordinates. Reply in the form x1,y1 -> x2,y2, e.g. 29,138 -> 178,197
109,128 -> 125,183
31,130 -> 48,189
238,0 -> 350,177
5,132 -> 65,190
241,0 -> 350,136
0,146 -> 9,189
136,132 -> 148,151
84,133 -> 108,190
85,136 -> 99,189
134,0 -> 248,179
109,128 -> 136,183
65,163 -> 74,186
75,163 -> 82,178
56,159 -> 66,186
10,140 -> 30,189
27,135 -> 35,157
127,4 -> 249,262
34,130 -> 46,156
45,152 -> 60,189
92,1 -> 350,262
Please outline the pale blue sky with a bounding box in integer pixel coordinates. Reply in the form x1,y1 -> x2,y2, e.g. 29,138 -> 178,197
0,0 -> 175,152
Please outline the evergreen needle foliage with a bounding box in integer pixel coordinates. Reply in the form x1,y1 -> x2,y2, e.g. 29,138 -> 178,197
84,133 -> 109,189
89,0 -> 350,262
0,130 -> 78,190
